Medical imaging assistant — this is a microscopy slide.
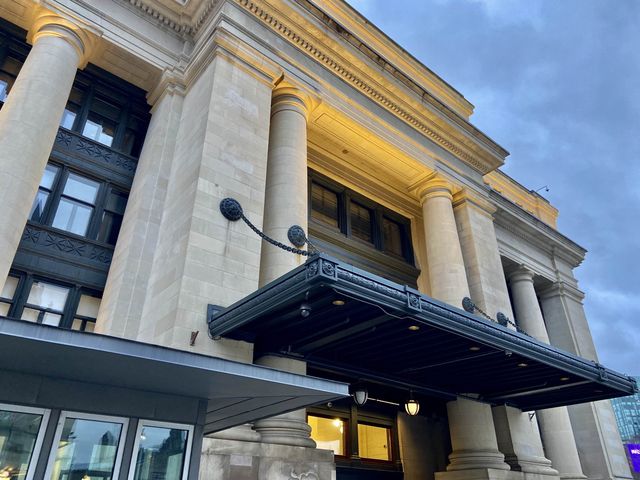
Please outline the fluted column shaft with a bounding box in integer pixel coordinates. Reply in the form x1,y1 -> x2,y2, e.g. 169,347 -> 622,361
420,177 -> 470,308
508,267 -> 586,480
0,13 -> 89,290
259,87 -> 309,287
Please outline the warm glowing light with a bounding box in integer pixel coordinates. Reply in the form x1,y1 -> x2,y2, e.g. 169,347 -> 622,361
517,362 -> 528,367
408,325 -> 420,331
469,346 -> 481,351
560,376 -> 570,381
405,399 -> 420,416
332,299 -> 345,306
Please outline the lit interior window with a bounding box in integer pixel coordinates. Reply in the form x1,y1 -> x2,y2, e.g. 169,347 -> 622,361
308,415 -> 346,456
357,423 -> 391,461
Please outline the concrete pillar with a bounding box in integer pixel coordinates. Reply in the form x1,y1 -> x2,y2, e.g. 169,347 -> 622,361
252,356 -> 316,448
258,86 -> 310,287
96,77 -> 184,337
453,191 -> 513,318
0,12 -> 92,290
136,54 -> 272,360
540,282 -> 632,480
419,176 -> 470,308
508,267 -> 586,480
418,177 -> 510,477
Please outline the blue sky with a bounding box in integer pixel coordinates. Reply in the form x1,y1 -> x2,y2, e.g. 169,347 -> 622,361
347,0 -> 640,375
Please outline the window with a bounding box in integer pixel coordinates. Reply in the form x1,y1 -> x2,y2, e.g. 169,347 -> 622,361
0,55 -> 21,103
311,182 -> 340,228
45,412 -> 128,480
308,171 -> 414,264
357,423 -> 391,461
52,173 -> 100,236
0,403 -> 50,480
72,294 -> 101,333
308,405 -> 398,467
21,280 -> 70,327
28,163 -> 127,245
3,272 -> 102,332
0,275 -> 19,316
129,421 -> 193,480
307,415 -> 347,456
58,66 -> 150,157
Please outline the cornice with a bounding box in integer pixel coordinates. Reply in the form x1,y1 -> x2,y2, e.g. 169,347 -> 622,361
491,190 -> 586,268
233,0 -> 506,175
122,0 -> 221,36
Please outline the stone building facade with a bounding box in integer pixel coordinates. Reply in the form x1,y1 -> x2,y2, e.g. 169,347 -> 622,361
0,1 -> 635,480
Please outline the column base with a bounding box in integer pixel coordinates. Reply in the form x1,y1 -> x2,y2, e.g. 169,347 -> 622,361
558,475 -> 588,480
447,450 -> 511,471
437,467 -> 519,480
253,417 -> 316,448
504,453 -> 559,476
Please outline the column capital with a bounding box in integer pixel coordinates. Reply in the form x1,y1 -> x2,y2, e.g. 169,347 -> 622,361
411,173 -> 456,204
271,84 -> 313,120
507,265 -> 536,284
452,188 -> 497,217
28,11 -> 96,68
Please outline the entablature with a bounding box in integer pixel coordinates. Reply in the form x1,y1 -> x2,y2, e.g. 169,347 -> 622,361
492,190 -> 586,272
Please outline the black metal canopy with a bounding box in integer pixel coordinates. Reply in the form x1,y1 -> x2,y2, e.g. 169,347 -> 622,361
208,254 -> 637,411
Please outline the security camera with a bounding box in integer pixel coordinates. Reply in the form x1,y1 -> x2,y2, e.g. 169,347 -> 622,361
300,302 -> 312,318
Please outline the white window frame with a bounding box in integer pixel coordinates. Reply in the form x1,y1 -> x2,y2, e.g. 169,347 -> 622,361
0,402 -> 50,480
128,419 -> 194,480
44,411 -> 129,480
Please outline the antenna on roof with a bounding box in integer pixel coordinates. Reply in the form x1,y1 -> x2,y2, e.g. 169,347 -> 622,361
534,185 -> 549,193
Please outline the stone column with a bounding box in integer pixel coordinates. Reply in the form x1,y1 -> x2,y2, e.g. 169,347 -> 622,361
453,191 -> 513,318
418,177 -> 510,478
253,86 -> 315,448
0,12 -> 91,290
253,356 -> 316,448
540,282 -> 632,480
258,86 -> 310,286
419,176 -> 470,308
96,76 -> 184,338
508,267 -> 586,480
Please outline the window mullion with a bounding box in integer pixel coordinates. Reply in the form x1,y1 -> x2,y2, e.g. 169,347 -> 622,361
10,273 -> 32,319
74,84 -> 94,133
43,167 -> 68,226
60,286 -> 81,329
373,208 -> 383,251
112,100 -> 129,150
86,183 -> 108,240
349,403 -> 359,459
343,192 -> 352,237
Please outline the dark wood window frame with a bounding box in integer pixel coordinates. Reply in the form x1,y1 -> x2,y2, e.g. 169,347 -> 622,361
1,270 -> 101,331
307,403 -> 402,473
308,171 -> 415,265
29,161 -> 128,246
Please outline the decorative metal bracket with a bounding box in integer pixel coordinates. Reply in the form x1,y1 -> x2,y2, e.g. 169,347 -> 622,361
462,296 -> 529,336
220,198 -> 317,255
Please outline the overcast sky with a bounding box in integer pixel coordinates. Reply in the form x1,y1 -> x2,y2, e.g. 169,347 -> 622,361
347,0 -> 640,376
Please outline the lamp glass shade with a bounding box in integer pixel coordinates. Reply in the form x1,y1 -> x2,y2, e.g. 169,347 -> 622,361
405,399 -> 420,416
353,388 -> 368,406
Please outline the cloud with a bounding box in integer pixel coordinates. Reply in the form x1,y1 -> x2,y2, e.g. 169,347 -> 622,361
347,0 -> 640,374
